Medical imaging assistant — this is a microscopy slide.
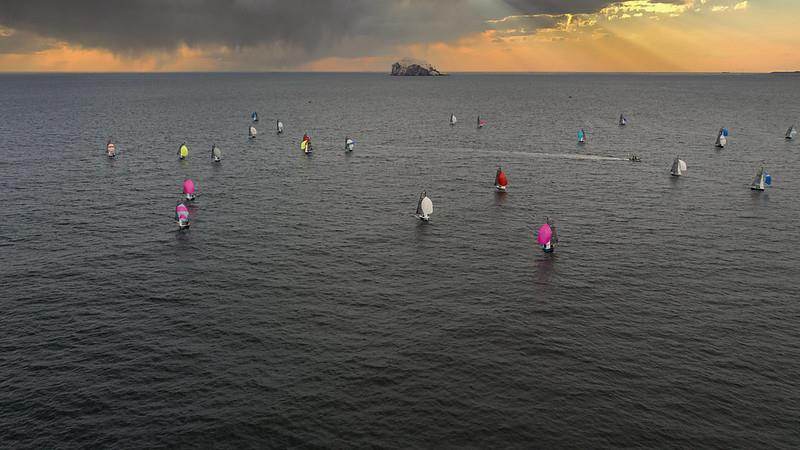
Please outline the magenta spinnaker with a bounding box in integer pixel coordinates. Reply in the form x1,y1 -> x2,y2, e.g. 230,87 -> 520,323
182,179 -> 195,194
537,224 -> 552,246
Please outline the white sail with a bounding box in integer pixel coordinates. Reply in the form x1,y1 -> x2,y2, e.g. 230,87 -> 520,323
345,138 -> 354,151
670,157 -> 686,176
249,126 -> 257,138
421,196 -> 433,217
787,126 -> 797,139
619,114 -> 627,126
750,167 -> 765,190
450,114 -> 457,125
715,128 -> 726,147
212,145 -> 221,161
277,120 -> 284,134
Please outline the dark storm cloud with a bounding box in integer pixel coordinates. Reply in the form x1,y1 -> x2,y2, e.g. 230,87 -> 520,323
0,0 -> 486,57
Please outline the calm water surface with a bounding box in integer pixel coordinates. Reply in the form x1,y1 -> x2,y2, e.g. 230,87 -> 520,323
1,73 -> 799,448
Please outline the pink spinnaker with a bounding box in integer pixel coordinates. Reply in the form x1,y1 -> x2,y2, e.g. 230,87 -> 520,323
183,179 -> 195,194
537,224 -> 552,246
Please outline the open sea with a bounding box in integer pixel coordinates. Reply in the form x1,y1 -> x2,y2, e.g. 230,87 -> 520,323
1,73 -> 799,448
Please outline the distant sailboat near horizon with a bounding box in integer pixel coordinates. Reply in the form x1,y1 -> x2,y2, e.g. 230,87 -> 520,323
495,167 -> 508,192
249,125 -> 257,139
715,128 -> 729,148
619,113 -> 627,126
211,144 -> 222,162
670,156 -> 687,176
415,191 -> 433,222
450,113 -> 457,126
183,179 -> 196,201
251,111 -> 258,122
786,125 -> 797,140
578,129 -> 586,144
750,166 -> 772,191
477,116 -> 486,129
106,138 -> 116,157
175,201 -> 190,230
345,137 -> 355,152
277,119 -> 284,134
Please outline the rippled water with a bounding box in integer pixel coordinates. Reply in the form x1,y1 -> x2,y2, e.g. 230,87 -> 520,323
1,73 -> 799,448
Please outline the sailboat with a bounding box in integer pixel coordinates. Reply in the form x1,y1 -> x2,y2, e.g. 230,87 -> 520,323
786,125 -> 797,140
494,167 -> 508,192
477,116 -> 485,129
345,137 -> 355,152
211,144 -> 222,162
715,128 -> 728,148
537,218 -> 557,253
178,142 -> 189,160
277,119 -> 284,134
619,113 -> 627,126
301,135 -> 313,155
670,156 -> 687,176
415,191 -> 433,222
249,125 -> 257,139
450,113 -> 457,126
106,138 -> 116,157
175,201 -> 191,230
251,111 -> 259,122
750,166 -> 772,191
183,179 -> 196,201
577,129 -> 586,144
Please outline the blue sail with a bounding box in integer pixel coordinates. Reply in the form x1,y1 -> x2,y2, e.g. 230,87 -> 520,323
251,111 -> 258,122
722,128 -> 729,137
765,173 -> 772,185
577,130 -> 585,140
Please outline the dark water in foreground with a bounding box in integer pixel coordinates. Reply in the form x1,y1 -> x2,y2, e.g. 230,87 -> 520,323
1,73 -> 799,448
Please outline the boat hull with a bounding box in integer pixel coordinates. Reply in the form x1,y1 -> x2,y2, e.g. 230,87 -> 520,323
495,185 -> 507,192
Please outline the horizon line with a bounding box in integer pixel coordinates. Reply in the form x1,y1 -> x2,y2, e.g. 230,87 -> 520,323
0,70 -> 796,75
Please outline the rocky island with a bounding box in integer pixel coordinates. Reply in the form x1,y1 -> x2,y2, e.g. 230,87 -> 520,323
391,60 -> 446,76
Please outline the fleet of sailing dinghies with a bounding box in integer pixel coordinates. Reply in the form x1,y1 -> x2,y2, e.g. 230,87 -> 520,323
577,129 -> 586,144
715,128 -> 729,148
415,192 -> 433,222
277,119 -> 284,134
183,179 -> 196,201
750,166 -> 772,191
249,125 -> 257,139
477,116 -> 485,128
619,113 -> 627,126
670,156 -> 688,176
211,144 -> 222,162
106,138 -> 116,157
345,137 -> 355,152
251,111 -> 259,122
450,113 -> 457,126
178,142 -> 189,160
537,218 -> 558,253
495,167 -> 508,192
175,201 -> 190,229
786,125 -> 797,140
301,134 -> 313,154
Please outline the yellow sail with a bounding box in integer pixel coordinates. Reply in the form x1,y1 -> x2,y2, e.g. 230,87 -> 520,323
300,140 -> 307,150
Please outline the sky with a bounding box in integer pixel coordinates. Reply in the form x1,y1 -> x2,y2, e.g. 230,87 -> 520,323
0,0 -> 796,72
